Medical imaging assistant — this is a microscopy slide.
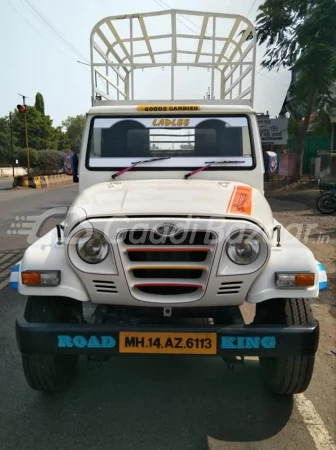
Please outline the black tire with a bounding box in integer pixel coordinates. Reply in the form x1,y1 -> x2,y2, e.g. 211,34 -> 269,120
22,296 -> 83,393
316,192 -> 336,214
254,298 -> 316,396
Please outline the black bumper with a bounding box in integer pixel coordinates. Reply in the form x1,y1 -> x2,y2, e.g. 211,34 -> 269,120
15,319 -> 319,357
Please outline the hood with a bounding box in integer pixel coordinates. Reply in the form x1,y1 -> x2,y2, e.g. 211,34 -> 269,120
66,179 -> 274,236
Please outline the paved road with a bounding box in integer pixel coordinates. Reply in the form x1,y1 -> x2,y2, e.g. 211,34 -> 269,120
0,185 -> 334,450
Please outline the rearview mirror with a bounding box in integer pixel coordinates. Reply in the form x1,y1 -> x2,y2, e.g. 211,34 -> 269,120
63,152 -> 79,182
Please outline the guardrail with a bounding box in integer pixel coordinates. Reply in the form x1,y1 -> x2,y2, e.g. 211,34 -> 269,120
13,174 -> 73,189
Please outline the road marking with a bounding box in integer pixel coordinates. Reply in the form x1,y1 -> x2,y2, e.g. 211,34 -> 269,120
0,249 -> 24,291
295,393 -> 336,450
0,278 -> 9,290
0,251 -> 22,267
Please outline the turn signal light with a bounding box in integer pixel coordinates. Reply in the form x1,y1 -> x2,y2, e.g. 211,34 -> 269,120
275,273 -> 315,288
22,271 -> 60,286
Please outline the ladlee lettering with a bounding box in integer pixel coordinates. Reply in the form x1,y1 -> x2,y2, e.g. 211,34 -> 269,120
152,118 -> 190,127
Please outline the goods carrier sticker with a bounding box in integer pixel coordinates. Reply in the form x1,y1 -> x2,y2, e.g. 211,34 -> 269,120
136,105 -> 201,112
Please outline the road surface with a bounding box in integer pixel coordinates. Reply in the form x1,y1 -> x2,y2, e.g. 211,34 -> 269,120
0,185 -> 335,450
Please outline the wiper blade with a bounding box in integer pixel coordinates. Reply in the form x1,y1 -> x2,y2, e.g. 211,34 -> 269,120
184,160 -> 245,179
111,156 -> 171,179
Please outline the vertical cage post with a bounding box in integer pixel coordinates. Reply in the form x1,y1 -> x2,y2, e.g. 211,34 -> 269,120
90,38 -> 95,105
117,64 -> 120,100
130,17 -> 134,101
171,11 -> 176,100
220,71 -> 225,99
211,16 -> 216,99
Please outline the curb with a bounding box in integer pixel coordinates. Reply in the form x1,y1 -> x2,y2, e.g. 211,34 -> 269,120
13,174 -> 73,189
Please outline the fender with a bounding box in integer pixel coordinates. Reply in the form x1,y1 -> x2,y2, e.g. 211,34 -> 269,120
246,226 -> 320,303
14,227 -> 90,302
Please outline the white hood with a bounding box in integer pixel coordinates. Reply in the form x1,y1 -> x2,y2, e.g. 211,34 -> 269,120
67,179 -> 274,235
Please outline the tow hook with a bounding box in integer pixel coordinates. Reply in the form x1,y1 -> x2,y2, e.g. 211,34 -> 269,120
222,356 -> 245,372
87,355 -> 109,370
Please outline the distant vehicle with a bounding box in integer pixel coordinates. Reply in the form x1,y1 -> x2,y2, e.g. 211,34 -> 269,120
13,9 -> 325,396
316,180 -> 336,214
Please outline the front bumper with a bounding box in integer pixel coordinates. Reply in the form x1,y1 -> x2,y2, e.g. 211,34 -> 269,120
16,319 -> 319,357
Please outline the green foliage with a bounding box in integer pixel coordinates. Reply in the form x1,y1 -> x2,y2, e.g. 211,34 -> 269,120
11,106 -> 57,150
0,116 -> 12,165
55,126 -> 71,151
256,0 -> 336,96
0,91 -> 83,166
36,150 -> 63,175
35,92 -> 45,115
62,114 -> 86,153
256,0 -> 336,180
17,148 -> 39,169
309,111 -> 332,136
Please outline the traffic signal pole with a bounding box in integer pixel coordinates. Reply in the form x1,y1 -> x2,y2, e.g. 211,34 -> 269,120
9,112 -> 14,177
18,94 -> 30,176
24,104 -> 30,176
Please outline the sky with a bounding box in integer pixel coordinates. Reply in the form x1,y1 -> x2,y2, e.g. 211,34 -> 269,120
0,0 -> 291,127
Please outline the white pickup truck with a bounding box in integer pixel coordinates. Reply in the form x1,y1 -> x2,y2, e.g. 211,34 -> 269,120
13,9 -> 326,395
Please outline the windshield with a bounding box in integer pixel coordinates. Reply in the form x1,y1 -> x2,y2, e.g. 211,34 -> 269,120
87,115 -> 254,170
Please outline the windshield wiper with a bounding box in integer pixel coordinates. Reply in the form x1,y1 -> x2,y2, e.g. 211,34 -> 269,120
111,156 -> 171,179
184,160 -> 245,179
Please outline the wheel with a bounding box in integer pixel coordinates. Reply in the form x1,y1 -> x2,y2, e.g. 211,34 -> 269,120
21,296 -> 83,393
254,298 -> 316,396
316,192 -> 336,214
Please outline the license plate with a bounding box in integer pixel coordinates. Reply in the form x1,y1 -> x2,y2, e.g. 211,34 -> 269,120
119,332 -> 217,354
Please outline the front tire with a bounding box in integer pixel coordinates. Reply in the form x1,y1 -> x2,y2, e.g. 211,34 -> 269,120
21,296 -> 83,393
254,298 -> 316,396
316,192 -> 336,214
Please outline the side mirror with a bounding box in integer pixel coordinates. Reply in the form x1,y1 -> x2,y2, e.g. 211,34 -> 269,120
265,151 -> 278,174
63,152 -> 79,182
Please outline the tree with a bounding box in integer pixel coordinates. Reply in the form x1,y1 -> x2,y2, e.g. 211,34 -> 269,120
256,0 -> 336,181
35,92 -> 45,115
62,114 -> 86,153
55,126 -> 71,151
17,148 -> 39,169
36,150 -> 63,175
0,117 -> 13,166
286,102 -> 332,138
11,106 -> 57,150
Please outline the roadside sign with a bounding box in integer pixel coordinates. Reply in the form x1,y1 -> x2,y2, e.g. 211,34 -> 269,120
258,118 -> 288,145
15,159 -> 18,164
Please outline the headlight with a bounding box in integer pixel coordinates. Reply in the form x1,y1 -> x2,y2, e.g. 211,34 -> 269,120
76,230 -> 109,264
226,231 -> 262,265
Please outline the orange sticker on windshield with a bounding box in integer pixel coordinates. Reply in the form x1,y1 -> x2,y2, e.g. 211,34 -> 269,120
227,186 -> 252,215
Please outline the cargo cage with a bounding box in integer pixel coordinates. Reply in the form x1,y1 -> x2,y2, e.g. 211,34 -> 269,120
90,9 -> 257,106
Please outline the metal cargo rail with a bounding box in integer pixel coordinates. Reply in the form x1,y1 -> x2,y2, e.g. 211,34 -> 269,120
90,9 -> 257,106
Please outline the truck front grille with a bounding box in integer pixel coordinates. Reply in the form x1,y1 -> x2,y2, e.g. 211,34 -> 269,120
118,229 -> 217,300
